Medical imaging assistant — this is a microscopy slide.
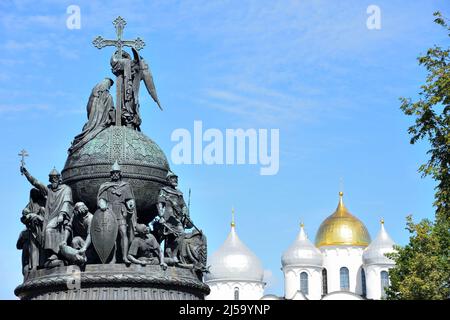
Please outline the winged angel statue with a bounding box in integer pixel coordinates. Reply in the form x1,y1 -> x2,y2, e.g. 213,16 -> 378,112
69,47 -> 162,153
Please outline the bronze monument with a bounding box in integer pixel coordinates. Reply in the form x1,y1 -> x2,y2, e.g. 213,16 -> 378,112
15,17 -> 209,300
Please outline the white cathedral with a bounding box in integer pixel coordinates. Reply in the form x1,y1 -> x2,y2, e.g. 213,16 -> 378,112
204,192 -> 396,300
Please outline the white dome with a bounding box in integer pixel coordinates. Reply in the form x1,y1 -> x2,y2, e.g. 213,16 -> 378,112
282,224 -> 323,267
205,224 -> 264,282
363,220 -> 395,265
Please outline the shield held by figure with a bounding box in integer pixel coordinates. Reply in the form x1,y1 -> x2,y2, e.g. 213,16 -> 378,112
91,208 -> 118,264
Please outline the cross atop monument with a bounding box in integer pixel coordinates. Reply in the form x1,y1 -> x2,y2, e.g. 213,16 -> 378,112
93,16 -> 145,56
92,16 -> 146,126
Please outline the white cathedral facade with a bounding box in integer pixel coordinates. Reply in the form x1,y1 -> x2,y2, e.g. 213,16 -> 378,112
205,192 -> 396,300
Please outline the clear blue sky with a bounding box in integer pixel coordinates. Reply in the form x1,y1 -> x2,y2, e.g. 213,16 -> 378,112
0,0 -> 448,299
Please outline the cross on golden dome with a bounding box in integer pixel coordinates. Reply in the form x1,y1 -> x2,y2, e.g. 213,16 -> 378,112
231,206 -> 235,227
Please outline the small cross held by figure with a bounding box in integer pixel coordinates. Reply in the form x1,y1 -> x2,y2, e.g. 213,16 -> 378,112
18,149 -> 29,175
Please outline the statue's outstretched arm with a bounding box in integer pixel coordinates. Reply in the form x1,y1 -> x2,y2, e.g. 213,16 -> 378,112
20,166 -> 47,196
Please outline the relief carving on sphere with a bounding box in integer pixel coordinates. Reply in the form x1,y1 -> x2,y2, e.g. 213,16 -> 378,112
124,131 -> 168,168
110,127 -> 125,161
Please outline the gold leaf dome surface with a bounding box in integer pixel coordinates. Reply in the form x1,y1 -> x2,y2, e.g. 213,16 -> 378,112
315,192 -> 371,247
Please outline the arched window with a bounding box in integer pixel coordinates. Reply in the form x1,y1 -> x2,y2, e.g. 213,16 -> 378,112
300,272 -> 309,295
234,287 -> 239,300
380,271 -> 389,299
322,269 -> 328,295
340,267 -> 350,291
361,268 -> 367,297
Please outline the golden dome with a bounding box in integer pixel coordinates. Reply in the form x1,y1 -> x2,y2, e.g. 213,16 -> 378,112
315,192 -> 371,247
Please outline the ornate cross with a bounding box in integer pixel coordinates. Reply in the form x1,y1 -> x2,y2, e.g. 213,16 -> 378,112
92,16 -> 146,126
18,149 -> 28,174
93,16 -> 145,55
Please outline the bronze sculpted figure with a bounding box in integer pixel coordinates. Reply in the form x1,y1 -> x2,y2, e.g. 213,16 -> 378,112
110,48 -> 162,130
93,16 -> 162,131
93,161 -> 136,264
127,224 -> 166,267
70,202 -> 93,254
16,230 -> 31,276
154,171 -> 193,263
153,172 -> 208,276
177,229 -> 208,274
60,202 -> 93,265
18,188 -> 46,273
69,78 -> 115,154
59,242 -> 87,266
20,166 -> 73,268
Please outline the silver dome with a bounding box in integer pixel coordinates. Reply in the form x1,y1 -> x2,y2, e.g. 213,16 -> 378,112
363,220 -> 396,265
205,224 -> 264,282
282,224 -> 323,267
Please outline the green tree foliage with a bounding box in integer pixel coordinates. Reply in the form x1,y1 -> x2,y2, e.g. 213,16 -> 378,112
386,12 -> 450,300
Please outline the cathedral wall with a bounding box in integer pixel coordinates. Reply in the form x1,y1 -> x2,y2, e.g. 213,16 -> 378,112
320,246 -> 365,295
364,264 -> 393,300
205,281 -> 265,300
283,266 -> 322,300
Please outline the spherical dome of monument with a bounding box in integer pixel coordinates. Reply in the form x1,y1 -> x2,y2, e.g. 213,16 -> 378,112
62,126 -> 169,223
315,192 -> 371,247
